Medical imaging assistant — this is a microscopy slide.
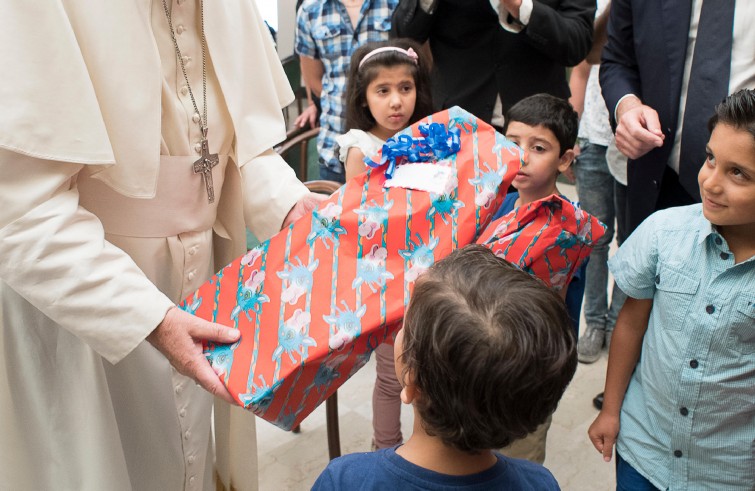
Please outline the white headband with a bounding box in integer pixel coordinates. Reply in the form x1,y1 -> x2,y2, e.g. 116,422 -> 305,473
358,46 -> 419,69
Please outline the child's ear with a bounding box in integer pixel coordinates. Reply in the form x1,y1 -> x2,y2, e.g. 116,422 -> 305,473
400,382 -> 418,405
557,147 -> 576,174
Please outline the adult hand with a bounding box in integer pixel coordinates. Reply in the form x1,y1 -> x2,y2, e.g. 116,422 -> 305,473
282,192 -> 327,229
615,97 -> 664,159
295,103 -> 319,129
147,307 -> 240,404
500,0 -> 523,19
587,411 -> 620,462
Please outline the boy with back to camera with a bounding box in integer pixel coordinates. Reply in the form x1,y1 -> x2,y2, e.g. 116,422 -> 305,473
588,89 -> 755,490
313,245 -> 577,489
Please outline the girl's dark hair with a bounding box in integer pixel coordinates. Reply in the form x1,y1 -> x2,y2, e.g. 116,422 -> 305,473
345,39 -> 433,132
708,88 -> 755,141
400,245 -> 577,454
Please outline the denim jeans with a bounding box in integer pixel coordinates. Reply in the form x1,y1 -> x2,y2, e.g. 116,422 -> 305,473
574,142 -> 628,332
318,160 -> 346,184
616,453 -> 660,491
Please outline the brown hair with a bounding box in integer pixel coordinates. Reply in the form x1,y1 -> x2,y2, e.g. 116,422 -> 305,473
345,39 -> 433,132
400,245 -> 577,453
708,88 -> 755,141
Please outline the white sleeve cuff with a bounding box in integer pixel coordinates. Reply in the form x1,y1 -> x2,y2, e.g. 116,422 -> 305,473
615,93 -> 640,123
494,0 -> 533,33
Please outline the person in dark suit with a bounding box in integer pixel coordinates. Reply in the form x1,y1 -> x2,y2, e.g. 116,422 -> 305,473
600,0 -> 754,232
391,0 -> 595,129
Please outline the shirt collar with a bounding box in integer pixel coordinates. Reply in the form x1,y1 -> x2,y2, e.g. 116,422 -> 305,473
696,215 -> 716,245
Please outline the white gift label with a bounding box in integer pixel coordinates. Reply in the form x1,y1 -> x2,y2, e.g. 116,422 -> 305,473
383,162 -> 457,194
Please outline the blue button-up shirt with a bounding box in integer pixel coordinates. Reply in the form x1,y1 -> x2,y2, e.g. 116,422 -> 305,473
609,204 -> 755,490
296,0 -> 397,176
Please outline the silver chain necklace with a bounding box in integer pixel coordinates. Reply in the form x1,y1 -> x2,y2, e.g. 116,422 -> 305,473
162,0 -> 219,203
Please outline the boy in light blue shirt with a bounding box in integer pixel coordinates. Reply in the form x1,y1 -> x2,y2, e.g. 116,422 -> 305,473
589,89 -> 755,490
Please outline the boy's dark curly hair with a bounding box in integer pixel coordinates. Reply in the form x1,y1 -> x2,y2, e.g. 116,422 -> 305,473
708,88 -> 755,141
504,93 -> 579,156
399,245 -> 577,454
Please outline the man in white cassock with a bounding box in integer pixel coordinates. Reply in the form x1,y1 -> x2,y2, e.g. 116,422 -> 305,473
0,1 -> 320,490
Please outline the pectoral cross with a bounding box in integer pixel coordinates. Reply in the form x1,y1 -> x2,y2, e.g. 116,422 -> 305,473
193,130 -> 219,203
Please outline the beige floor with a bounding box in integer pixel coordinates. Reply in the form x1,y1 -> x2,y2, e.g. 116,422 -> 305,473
256,184 -> 619,490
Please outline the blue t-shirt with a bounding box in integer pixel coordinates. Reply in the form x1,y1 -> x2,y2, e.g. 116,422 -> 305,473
312,447 -> 561,490
491,192 -> 586,337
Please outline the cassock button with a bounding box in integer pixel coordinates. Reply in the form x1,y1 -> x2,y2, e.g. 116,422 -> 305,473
192,113 -> 201,124
188,455 -> 196,465
184,430 -> 191,440
189,476 -> 196,485
188,271 -> 196,281
182,55 -> 191,65
180,409 -> 186,418
176,24 -> 185,35
194,142 -> 202,154
181,85 -> 189,96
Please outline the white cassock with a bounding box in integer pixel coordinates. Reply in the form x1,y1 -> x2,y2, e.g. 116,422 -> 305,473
0,1 -> 308,490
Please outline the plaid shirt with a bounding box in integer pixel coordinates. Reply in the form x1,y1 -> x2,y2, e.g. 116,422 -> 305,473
609,204 -> 755,490
296,0 -> 397,177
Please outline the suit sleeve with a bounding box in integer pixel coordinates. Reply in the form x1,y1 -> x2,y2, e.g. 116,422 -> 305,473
0,150 -> 173,365
390,0 -> 435,42
599,0 -> 641,128
522,0 -> 595,66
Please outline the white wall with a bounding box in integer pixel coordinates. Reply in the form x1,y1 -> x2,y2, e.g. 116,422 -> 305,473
255,0 -> 297,60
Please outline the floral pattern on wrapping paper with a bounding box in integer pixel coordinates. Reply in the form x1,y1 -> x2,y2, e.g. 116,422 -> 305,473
354,199 -> 393,239
307,202 -> 346,249
470,162 -> 507,209
353,245 -> 394,293
272,309 -> 317,364
277,257 -> 320,305
400,234 -> 440,282
324,301 -> 368,350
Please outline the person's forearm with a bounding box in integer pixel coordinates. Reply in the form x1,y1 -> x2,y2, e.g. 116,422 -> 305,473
601,297 -> 653,415
568,60 -> 591,118
300,56 -> 324,98
0,152 -> 172,364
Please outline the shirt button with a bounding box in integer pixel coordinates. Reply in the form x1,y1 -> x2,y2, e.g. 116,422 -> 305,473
689,359 -> 699,369
714,237 -> 723,245
194,142 -> 202,154
673,450 -> 683,458
720,252 -> 729,260
652,179 -> 659,188
176,24 -> 185,35
680,407 -> 689,416
192,113 -> 201,124
181,85 -> 189,96
654,274 -> 660,284
706,305 -> 715,314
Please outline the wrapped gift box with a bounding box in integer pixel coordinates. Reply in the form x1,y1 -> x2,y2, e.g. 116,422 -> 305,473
179,107 -> 522,430
476,194 -> 607,290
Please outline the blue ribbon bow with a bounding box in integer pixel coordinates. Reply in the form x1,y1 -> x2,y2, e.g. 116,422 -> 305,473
364,122 -> 462,178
